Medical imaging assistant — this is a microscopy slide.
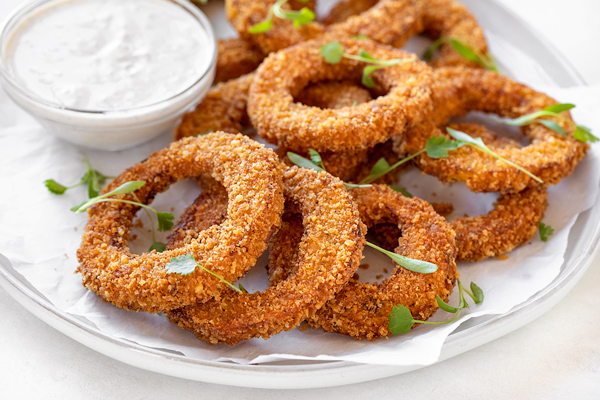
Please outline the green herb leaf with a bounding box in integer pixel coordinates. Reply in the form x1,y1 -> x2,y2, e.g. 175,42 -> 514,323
238,283 -> 248,293
366,241 -> 437,273
291,7 -> 315,27
448,38 -> 480,63
574,125 -> 599,143
369,157 -> 391,177
352,34 -> 370,41
544,103 -> 575,113
308,148 -> 325,169
470,282 -> 484,304
539,222 -> 554,242
446,127 -> 543,183
248,19 -> 273,34
362,64 -> 385,88
166,254 -> 198,275
156,212 -> 175,232
425,136 -> 464,159
388,185 -> 413,198
320,41 -> 344,64
149,241 -> 167,253
287,151 -> 325,172
358,49 -> 376,61
44,179 -> 68,195
436,295 -> 460,313
537,119 -> 566,136
389,304 -> 415,335
422,37 -> 446,61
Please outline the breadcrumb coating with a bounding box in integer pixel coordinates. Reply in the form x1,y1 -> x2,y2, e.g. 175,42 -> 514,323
249,38 -> 433,152
226,0 -> 423,54
76,133 -> 285,313
166,167 -> 366,345
215,38 -> 265,83
269,185 -> 457,340
395,67 -> 588,193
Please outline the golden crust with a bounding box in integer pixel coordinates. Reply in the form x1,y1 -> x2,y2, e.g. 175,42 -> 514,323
76,133 -> 285,313
226,0 -> 423,54
268,185 -> 458,340
215,38 -> 265,83
249,38 -> 433,152
396,67 -> 588,193
323,0 -> 488,68
166,167 -> 366,345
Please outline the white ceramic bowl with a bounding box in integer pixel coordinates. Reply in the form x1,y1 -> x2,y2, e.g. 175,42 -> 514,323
0,0 -> 216,150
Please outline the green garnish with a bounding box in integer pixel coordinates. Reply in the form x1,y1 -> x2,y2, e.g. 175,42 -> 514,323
423,37 -> 499,72
444,127 -> 543,183
190,0 -> 207,5
359,152 -> 423,184
286,150 -> 371,189
248,0 -> 314,34
389,279 -> 483,335
166,254 -> 242,293
538,222 -> 554,242
491,103 -> 598,144
45,153 -> 114,198
71,180 -> 174,252
320,41 -> 411,88
366,241 -> 437,274
388,185 -> 413,198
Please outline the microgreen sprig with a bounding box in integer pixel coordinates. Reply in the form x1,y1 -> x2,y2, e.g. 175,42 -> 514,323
190,0 -> 207,5
389,279 -> 483,335
166,254 -> 242,293
248,0 -> 314,34
287,149 -> 437,274
71,180 -> 174,252
45,153 -> 114,198
423,37 -> 499,72
538,222 -> 554,242
320,41 -> 411,88
286,150 -> 371,189
491,103 -> 598,144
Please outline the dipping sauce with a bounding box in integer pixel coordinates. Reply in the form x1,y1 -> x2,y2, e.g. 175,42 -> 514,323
4,0 -> 211,111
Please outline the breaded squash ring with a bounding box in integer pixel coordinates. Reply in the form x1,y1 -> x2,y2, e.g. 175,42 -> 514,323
268,184 -> 457,340
248,38 -> 433,153
395,67 -> 588,193
166,167 -> 366,345
226,0 -> 423,54
323,0 -> 488,68
215,38 -> 265,83
76,133 -> 284,313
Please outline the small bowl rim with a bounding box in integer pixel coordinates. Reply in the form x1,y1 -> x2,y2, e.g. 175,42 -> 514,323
0,0 -> 217,115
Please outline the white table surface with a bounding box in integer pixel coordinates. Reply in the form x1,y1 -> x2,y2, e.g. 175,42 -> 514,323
2,0 -> 600,398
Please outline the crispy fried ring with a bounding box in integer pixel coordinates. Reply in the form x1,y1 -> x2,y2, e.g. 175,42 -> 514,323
395,67 -> 588,193
226,0 -> 423,54
248,38 -> 432,153
375,123 -> 548,261
166,167 -> 366,345
176,74 -> 376,141
322,0 -> 488,68
267,184 -> 457,340
76,133 -> 284,313
215,38 -> 265,83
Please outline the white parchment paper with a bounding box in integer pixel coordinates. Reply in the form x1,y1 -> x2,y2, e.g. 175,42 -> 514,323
1,82 -> 599,367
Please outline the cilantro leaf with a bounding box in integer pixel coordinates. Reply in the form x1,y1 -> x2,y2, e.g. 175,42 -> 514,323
436,295 -> 459,313
44,179 -> 68,195
156,212 -> 175,232
149,241 -> 167,253
369,157 -> 391,177
539,222 -> 554,242
389,304 -> 415,335
166,254 -> 198,275
425,136 -> 463,159
320,41 -> 344,64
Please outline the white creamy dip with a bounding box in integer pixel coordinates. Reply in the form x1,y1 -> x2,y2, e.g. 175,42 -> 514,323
4,0 -> 211,111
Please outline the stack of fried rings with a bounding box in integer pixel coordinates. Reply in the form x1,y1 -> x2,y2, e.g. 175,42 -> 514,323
164,182 -> 457,343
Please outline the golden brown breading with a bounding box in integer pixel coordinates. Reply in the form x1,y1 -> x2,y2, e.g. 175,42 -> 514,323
249,38 -> 433,152
76,133 -> 285,313
395,67 -> 588,193
215,38 -> 265,83
268,184 -> 457,340
166,167 -> 366,345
